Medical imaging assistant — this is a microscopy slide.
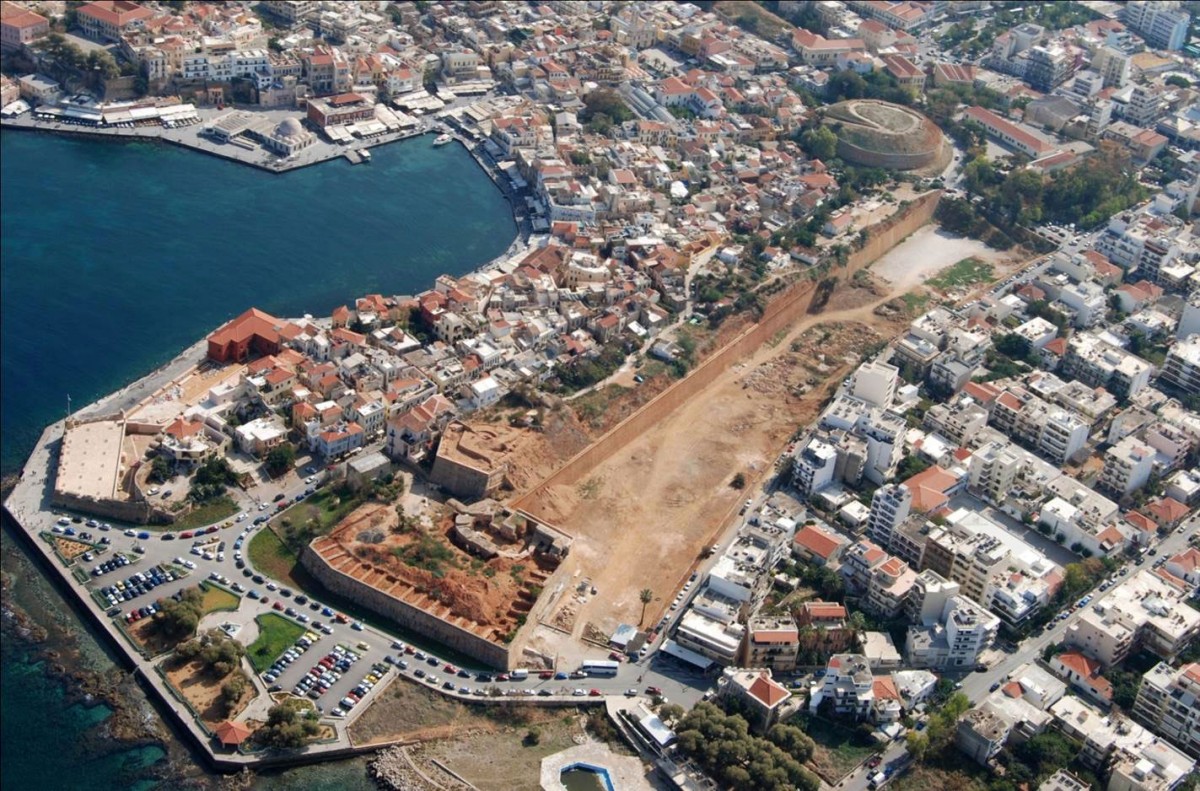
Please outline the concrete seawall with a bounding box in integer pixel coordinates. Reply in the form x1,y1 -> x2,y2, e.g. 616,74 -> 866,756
514,190 -> 942,510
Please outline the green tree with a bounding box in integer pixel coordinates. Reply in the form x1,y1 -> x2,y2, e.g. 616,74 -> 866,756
153,586 -> 204,640
906,730 -> 929,761
730,472 -> 747,489
149,454 -> 172,484
265,443 -> 296,477
219,674 -> 247,713
799,126 -> 838,161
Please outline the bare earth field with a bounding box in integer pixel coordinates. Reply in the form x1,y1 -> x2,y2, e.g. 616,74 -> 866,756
517,285 -> 907,663
869,225 -> 1025,294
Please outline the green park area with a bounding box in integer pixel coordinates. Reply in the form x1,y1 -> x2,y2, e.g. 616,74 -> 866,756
927,257 -> 993,290
247,613 -> 305,672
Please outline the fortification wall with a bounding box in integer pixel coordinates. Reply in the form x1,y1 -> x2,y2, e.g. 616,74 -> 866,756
429,454 -> 504,500
514,191 -> 942,509
836,138 -> 939,170
302,544 -> 522,669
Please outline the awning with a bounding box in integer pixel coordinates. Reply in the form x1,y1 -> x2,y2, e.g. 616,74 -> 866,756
660,639 -> 715,670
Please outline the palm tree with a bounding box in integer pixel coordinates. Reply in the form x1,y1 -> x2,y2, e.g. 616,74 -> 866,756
639,588 -> 654,626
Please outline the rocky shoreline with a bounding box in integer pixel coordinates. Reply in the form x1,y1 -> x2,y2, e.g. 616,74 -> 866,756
0,519 -> 223,790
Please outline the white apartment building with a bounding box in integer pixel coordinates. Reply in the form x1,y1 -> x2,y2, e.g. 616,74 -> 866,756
1160,335 -> 1200,396
905,595 -> 999,670
809,653 -> 875,720
790,436 -> 838,497
851,359 -> 899,409
1133,662 -> 1200,759
905,569 -> 961,626
1066,570 -> 1200,667
867,483 -> 912,549
1100,436 -> 1156,497
1063,333 -> 1153,399
967,441 -> 1023,505
1121,1 -> 1190,51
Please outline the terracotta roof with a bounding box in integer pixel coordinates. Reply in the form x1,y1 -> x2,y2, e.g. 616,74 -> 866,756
964,106 -> 1053,155
747,673 -> 790,708
962,381 -> 1000,404
873,676 -> 900,700
752,628 -> 799,644
802,602 -> 847,620
1169,548 -> 1200,573
794,524 -> 847,560
1147,497 -> 1189,525
208,307 -> 283,349
164,416 -> 204,439
903,466 -> 958,512
1125,511 -> 1157,533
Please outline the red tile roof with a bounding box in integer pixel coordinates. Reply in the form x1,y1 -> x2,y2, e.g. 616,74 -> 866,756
747,673 -> 790,707
903,466 -> 958,512
794,524 -> 847,560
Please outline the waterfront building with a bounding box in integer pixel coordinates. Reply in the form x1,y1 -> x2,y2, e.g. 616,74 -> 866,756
77,0 -> 151,43
0,2 -> 48,52
306,93 -> 374,129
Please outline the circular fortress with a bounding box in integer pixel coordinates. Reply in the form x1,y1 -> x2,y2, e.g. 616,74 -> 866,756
822,99 -> 948,171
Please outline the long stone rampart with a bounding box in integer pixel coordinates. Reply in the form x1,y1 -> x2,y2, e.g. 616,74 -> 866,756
302,543 -> 546,670
514,191 -> 942,509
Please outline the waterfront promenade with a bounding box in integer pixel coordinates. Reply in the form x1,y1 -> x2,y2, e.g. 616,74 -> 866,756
0,105 -> 431,174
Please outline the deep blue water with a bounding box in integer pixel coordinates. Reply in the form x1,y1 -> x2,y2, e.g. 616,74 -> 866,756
0,129 -> 516,475
0,129 -> 515,788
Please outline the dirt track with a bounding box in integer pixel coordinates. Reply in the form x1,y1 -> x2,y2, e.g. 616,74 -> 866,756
519,291 -> 905,662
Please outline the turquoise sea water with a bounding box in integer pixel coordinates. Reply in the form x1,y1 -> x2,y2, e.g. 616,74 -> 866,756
0,129 -> 516,788
0,130 -> 516,475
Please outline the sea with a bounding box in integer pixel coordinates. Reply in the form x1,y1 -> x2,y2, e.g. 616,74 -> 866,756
0,128 -> 517,790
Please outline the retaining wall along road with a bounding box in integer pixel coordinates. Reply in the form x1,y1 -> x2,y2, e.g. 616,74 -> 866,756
513,191 -> 942,511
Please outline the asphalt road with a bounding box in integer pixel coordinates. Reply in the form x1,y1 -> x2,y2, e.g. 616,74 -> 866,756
52,441 -> 723,722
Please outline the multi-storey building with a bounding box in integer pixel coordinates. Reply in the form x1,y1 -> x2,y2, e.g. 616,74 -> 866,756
810,653 -> 875,720
77,0 -> 151,42
1121,1 -> 1190,51
262,0 -> 315,25
866,483 -> 911,550
1099,436 -> 1156,497
851,360 -> 899,409
1062,333 -> 1153,399
1066,570 -> 1200,667
741,617 -> 800,672
906,595 -> 999,670
1132,662 -> 1200,758
1025,45 -> 1074,92
0,3 -> 48,51
790,436 -> 838,497
1160,335 -> 1200,396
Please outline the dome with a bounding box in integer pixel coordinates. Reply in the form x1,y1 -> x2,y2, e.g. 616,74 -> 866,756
275,117 -> 304,138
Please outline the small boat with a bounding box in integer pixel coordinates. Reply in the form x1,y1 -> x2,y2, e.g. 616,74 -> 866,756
433,133 -> 452,146
360,148 -> 371,162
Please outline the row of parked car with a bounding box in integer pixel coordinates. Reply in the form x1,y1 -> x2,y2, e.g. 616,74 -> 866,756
261,632 -> 325,685
102,565 -> 177,610
90,553 -> 131,577
331,660 -> 390,718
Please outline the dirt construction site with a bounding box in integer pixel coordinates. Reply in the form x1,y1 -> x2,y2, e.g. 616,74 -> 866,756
509,284 -> 906,663
425,192 -> 1031,666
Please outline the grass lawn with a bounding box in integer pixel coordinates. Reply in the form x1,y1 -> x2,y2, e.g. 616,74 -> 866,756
573,384 -> 630,426
172,496 -> 239,531
247,526 -> 304,589
198,582 -> 240,614
900,292 -> 930,314
799,715 -> 880,782
927,257 -> 994,290
247,613 -> 306,672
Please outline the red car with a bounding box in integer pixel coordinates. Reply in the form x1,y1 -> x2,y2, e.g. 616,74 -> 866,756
404,645 -> 415,654
646,686 -> 663,696
608,652 -> 623,662
334,613 -> 349,624
273,601 -> 284,611
179,531 -> 194,539
538,671 -> 554,680
589,689 -> 602,697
